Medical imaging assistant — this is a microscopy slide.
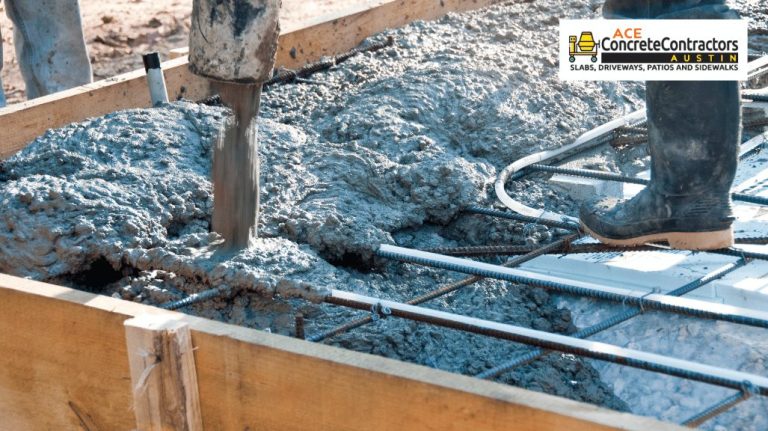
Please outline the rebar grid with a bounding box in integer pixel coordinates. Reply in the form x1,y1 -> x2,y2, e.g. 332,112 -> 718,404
476,260 -> 746,380
168,53 -> 768,430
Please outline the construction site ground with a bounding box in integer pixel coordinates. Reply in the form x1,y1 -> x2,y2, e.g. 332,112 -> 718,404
0,0 -> 372,104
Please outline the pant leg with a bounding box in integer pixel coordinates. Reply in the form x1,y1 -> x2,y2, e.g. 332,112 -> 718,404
5,0 -> 92,99
0,76 -> 6,107
603,0 -> 731,19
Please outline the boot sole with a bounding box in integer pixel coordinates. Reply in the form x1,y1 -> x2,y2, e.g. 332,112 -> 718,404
580,224 -> 734,251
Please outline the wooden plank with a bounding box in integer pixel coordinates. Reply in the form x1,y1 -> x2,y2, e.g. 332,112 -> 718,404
0,0 -> 504,160
125,315 -> 203,431
0,274 -> 686,431
275,0 -> 503,70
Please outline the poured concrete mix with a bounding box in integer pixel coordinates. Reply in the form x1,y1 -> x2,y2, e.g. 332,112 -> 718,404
1,0 -> 767,424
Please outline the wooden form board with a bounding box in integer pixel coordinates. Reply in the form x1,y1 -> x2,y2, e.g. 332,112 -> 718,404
125,315 -> 203,431
0,0 -> 505,160
0,274 -> 686,431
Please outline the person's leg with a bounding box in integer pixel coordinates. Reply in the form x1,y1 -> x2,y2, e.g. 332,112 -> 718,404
580,80 -> 740,249
580,1 -> 741,250
0,77 -> 6,107
5,0 -> 92,99
602,0 -> 650,18
603,0 -> 730,19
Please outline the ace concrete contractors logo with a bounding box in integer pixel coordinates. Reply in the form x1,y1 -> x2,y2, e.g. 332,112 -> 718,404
560,19 -> 748,81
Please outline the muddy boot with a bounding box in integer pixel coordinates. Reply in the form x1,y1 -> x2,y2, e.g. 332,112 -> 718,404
579,80 -> 741,250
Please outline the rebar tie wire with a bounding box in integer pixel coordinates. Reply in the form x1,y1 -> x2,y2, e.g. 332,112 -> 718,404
680,381 -> 758,428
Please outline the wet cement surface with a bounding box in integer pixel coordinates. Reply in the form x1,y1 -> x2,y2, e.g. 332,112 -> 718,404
2,0 -> 768,422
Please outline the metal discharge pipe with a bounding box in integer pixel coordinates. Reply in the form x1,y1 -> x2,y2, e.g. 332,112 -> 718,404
188,0 -> 280,250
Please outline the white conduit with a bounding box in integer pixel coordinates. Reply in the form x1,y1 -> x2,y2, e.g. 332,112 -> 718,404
494,109 -> 646,224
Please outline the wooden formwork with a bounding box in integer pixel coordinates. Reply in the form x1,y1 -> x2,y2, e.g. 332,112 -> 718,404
0,274 -> 685,431
0,1 -> 687,429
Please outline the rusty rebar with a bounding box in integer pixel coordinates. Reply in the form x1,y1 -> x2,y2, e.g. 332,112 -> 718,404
306,235 -> 580,342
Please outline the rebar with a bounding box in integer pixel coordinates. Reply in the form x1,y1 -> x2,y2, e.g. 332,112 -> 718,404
306,235 -> 579,342
614,125 -> 647,135
681,386 -> 753,428
464,205 -> 580,230
476,260 -> 746,379
611,135 -> 648,148
526,164 -> 768,206
264,36 -> 394,87
159,285 -> 233,310
526,164 -> 647,185
460,206 -> 768,261
744,117 -> 768,129
424,238 -> 768,257
325,289 -> 768,396
424,243 -> 651,257
745,93 -> 768,103
295,313 -> 306,340
377,244 -> 768,330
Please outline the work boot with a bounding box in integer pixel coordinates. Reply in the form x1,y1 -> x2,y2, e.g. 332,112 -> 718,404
579,81 -> 741,250
580,0 -> 742,250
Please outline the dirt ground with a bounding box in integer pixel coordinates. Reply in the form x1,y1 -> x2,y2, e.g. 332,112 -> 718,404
0,0 -> 371,105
